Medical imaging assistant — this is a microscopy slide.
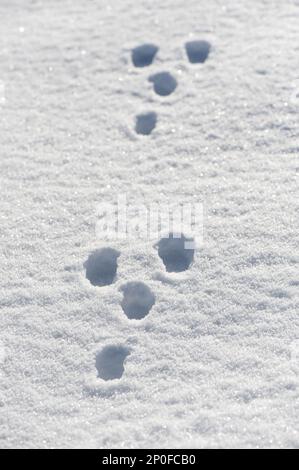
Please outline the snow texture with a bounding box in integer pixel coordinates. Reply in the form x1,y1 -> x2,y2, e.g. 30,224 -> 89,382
0,0 -> 299,449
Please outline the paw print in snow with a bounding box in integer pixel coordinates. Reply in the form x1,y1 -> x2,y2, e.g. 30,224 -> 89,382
130,39 -> 212,135
84,233 -> 195,382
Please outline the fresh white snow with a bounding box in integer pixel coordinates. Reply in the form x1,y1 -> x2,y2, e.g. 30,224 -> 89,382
0,0 -> 299,449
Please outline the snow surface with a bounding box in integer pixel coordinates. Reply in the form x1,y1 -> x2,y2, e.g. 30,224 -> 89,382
0,0 -> 299,449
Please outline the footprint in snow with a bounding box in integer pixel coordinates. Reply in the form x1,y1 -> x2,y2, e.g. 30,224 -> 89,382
135,111 -> 157,135
90,39 -> 209,381
84,248 -> 120,287
90,234 -> 195,380
156,232 -> 195,273
131,43 -> 159,68
148,71 -> 177,97
120,281 -> 155,320
131,39 -> 211,135
185,40 -> 211,64
96,345 -> 130,381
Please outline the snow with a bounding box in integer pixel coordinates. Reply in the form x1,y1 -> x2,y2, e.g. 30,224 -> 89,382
0,0 -> 299,449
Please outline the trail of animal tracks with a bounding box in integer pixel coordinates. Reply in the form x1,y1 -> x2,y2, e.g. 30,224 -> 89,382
0,0 -> 299,448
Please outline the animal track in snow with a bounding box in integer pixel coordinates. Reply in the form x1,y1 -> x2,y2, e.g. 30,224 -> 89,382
135,111 -> 157,135
132,43 -> 158,67
96,345 -> 130,381
148,72 -> 177,96
120,281 -> 155,319
131,40 -> 212,133
84,248 -> 120,287
185,40 -> 211,64
156,233 -> 195,272
90,39 -> 208,381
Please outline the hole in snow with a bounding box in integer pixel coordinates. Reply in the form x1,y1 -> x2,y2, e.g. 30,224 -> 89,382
84,248 -> 120,287
96,345 -> 130,381
120,281 -> 155,319
185,40 -> 211,64
132,43 -> 158,67
156,233 -> 195,272
149,72 -> 177,96
135,112 -> 157,135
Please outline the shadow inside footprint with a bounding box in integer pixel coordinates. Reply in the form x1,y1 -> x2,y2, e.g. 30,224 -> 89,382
120,281 -> 155,319
96,345 -> 130,381
132,43 -> 158,67
185,40 -> 211,64
149,72 -> 177,96
135,112 -> 157,135
84,248 -> 120,287
156,233 -> 195,272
